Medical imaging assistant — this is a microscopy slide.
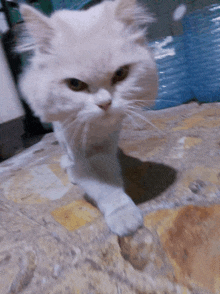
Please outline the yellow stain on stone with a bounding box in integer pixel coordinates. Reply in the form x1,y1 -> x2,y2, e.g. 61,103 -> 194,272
144,205 -> 220,293
1,164 -> 72,204
51,200 -> 101,231
121,137 -> 166,159
214,277 -> 220,293
122,114 -> 177,131
173,115 -> 204,131
145,137 -> 167,157
144,208 -> 186,285
144,209 -> 179,236
51,155 -> 62,162
177,286 -> 191,294
151,116 -> 177,130
182,287 -> 191,294
183,166 -> 220,185
199,107 -> 220,118
173,108 -> 220,131
48,163 -> 69,186
184,137 -> 202,149
1,168 -> 45,204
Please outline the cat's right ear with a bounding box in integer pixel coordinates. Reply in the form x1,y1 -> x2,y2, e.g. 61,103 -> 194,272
20,4 -> 54,54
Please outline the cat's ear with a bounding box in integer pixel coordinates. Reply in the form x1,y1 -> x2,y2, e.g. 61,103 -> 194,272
115,0 -> 154,29
115,0 -> 136,24
20,4 -> 54,54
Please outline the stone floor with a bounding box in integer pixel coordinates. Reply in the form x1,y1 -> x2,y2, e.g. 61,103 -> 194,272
1,102 -> 220,294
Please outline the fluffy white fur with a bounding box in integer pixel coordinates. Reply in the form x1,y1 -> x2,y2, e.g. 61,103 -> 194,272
18,0 -> 158,236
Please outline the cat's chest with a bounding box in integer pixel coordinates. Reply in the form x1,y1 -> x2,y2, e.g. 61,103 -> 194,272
78,131 -> 118,158
86,143 -> 112,157
64,119 -> 121,156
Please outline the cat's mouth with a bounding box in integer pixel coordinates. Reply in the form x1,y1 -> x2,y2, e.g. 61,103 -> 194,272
103,112 -> 112,119
102,111 -> 125,124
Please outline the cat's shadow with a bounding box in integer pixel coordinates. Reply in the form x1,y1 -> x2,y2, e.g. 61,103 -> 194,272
118,149 -> 177,204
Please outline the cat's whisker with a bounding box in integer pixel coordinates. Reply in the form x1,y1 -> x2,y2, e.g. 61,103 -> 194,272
62,117 -> 76,143
127,105 -> 152,113
63,115 -> 77,128
128,99 -> 150,104
82,121 -> 90,153
127,107 -> 144,114
126,109 -> 163,134
127,105 -> 145,111
127,102 -> 146,108
157,99 -> 177,103
126,113 -> 142,129
129,98 -> 183,106
127,100 -> 153,109
66,126 -> 76,147
65,114 -> 82,130
147,98 -> 181,103
66,122 -> 79,141
126,85 -> 143,93
73,121 -> 84,140
65,118 -> 83,147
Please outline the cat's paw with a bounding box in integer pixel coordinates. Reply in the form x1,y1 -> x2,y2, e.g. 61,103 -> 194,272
105,203 -> 143,236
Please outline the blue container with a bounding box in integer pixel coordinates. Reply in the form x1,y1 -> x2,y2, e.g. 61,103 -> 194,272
149,36 -> 192,110
182,4 -> 220,102
51,0 -> 92,10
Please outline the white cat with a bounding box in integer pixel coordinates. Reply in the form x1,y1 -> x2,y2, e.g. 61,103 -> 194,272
18,0 -> 158,236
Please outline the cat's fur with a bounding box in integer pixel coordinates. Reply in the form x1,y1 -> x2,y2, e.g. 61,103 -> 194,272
18,0 -> 158,236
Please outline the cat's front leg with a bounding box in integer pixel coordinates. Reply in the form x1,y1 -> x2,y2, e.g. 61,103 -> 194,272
60,155 -> 76,184
53,122 -> 77,184
76,178 -> 143,236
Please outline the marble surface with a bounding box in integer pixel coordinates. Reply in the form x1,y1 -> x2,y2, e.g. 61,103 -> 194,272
1,102 -> 220,293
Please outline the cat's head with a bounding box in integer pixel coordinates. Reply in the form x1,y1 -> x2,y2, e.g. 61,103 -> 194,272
18,0 -> 158,125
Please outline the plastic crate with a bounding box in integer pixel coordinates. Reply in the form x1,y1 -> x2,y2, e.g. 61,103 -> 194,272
182,4 -> 220,103
149,36 -> 193,110
51,0 -> 93,10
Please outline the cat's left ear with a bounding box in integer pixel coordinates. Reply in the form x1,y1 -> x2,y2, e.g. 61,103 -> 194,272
115,0 -> 154,26
20,4 -> 54,54
115,0 -> 135,23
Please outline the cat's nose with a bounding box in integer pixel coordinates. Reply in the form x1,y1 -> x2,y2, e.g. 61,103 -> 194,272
97,101 -> 112,111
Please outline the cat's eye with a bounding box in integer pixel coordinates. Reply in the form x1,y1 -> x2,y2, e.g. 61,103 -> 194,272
111,65 -> 130,85
65,78 -> 88,92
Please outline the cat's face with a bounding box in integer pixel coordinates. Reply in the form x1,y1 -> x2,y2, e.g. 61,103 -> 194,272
19,0 -> 158,126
